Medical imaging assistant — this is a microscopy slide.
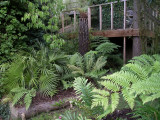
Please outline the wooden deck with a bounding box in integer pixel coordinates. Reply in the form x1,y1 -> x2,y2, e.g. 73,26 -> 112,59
91,29 -> 140,37
91,29 -> 154,38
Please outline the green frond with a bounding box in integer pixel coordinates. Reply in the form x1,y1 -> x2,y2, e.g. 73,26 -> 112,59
68,51 -> 107,80
73,77 -> 93,106
96,42 -> 119,55
100,81 -> 120,92
11,87 -> 27,106
111,93 -> 119,112
122,88 -> 135,109
153,54 -> 160,61
39,73 -> 58,97
92,94 -> 109,111
85,70 -> 107,79
24,88 -> 36,110
93,56 -> 107,71
69,53 -> 83,68
103,72 -> 130,87
84,51 -> 95,72
124,63 -> 148,80
67,65 -> 84,75
129,54 -> 155,66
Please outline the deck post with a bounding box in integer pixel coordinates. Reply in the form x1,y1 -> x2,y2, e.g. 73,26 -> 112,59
99,5 -> 102,30
123,0 -> 127,64
61,12 -> 64,33
74,10 -> 76,31
111,3 -> 113,30
88,7 -> 91,29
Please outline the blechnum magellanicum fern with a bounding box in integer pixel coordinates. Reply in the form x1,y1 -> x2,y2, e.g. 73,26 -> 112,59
73,54 -> 160,119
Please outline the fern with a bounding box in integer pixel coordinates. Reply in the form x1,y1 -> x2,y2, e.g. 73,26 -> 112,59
73,77 -> 93,106
90,54 -> 160,118
68,51 -> 107,81
11,87 -> 36,110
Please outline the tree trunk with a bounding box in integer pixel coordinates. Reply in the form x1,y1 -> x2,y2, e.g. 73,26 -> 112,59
79,17 -> 89,55
132,0 -> 142,57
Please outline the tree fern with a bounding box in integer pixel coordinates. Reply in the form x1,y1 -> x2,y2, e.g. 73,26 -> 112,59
68,51 -> 107,81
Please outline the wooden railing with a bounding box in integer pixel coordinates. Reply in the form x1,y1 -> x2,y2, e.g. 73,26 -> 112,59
88,0 -> 128,30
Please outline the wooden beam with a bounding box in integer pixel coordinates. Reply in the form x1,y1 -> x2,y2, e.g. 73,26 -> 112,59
89,0 -> 128,8
88,7 -> 91,29
74,10 -> 76,31
91,29 -> 140,37
111,3 -> 113,30
99,5 -> 102,30
61,13 -> 64,33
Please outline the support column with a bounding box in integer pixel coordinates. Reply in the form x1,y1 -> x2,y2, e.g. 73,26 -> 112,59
74,10 -> 76,31
88,7 -> 91,30
123,0 -> 127,64
111,3 -> 113,30
99,5 -> 102,30
61,13 -> 64,33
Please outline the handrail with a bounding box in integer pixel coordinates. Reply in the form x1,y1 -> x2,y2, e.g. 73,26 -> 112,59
88,0 -> 128,8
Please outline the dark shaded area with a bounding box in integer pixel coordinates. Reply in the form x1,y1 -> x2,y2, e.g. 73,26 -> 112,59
103,109 -> 136,120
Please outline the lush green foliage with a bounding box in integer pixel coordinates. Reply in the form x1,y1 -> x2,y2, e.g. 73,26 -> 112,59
131,100 -> 160,120
73,77 -> 104,119
1,46 -> 68,109
92,54 -> 160,118
59,110 -> 90,120
22,0 -> 64,49
68,51 -> 107,81
73,54 -> 160,119
0,0 -> 29,64
90,36 -> 123,69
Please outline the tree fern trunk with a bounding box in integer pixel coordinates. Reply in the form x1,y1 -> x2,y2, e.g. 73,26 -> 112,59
79,15 -> 89,55
133,0 -> 142,57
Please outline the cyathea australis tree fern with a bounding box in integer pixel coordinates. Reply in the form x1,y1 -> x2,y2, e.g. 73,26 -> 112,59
91,54 -> 160,118
68,51 -> 107,82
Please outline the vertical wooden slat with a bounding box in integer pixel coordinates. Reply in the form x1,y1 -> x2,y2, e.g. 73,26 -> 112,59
74,10 -> 76,31
111,3 -> 113,30
149,9 -> 152,30
123,0 -> 126,29
123,0 -> 127,64
99,5 -> 102,30
152,10 -> 155,30
61,12 -> 64,33
88,7 -> 91,29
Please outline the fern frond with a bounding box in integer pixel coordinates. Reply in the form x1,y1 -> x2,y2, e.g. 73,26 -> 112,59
11,87 -> 27,106
96,42 -> 119,55
124,63 -> 148,80
100,81 -> 120,92
24,88 -> 36,110
122,88 -> 135,109
111,93 -> 119,112
93,56 -> 107,71
73,77 -> 93,106
67,65 -> 84,75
